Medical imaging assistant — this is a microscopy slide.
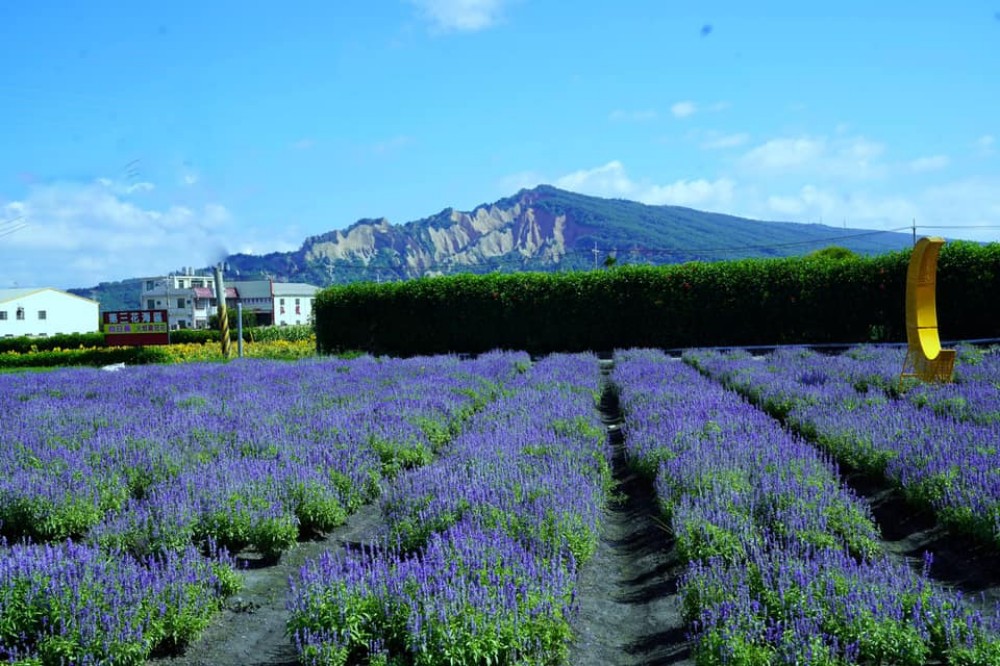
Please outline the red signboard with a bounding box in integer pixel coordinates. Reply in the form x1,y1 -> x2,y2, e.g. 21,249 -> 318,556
102,309 -> 170,346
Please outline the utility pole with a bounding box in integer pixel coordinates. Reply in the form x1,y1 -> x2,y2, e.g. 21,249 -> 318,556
591,242 -> 601,270
912,219 -> 917,246
213,263 -> 231,360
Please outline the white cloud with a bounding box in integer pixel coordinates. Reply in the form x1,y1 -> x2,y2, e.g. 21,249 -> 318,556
408,0 -> 510,32
552,160 -> 735,209
609,109 -> 658,122
921,177 -> 1000,236
740,135 -> 887,180
741,137 -> 826,170
642,178 -> 736,208
701,132 -> 750,150
670,101 -> 697,118
541,160 -> 1000,242
758,185 -> 921,226
555,161 -> 634,198
95,177 -> 155,196
182,172 -> 199,186
0,180 -> 239,288
908,155 -> 950,172
977,134 -> 995,155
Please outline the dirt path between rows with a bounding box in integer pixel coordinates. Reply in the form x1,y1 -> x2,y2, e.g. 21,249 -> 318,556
150,503 -> 387,666
567,424 -> 694,666
845,470 -> 1000,613
568,360 -> 694,666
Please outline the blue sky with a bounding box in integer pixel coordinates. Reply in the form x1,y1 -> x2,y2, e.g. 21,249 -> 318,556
1,1 -> 997,288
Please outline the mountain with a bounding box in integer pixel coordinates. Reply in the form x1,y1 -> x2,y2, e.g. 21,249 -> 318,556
72,185 -> 914,308
224,185 -> 912,284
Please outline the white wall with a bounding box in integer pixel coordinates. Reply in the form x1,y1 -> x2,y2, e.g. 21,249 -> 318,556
274,295 -> 313,326
0,290 -> 99,337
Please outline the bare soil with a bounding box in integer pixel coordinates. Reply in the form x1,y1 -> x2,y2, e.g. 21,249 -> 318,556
845,470 -> 1000,613
567,423 -> 694,666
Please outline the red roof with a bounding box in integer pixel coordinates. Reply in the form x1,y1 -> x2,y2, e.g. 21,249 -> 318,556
192,287 -> 239,298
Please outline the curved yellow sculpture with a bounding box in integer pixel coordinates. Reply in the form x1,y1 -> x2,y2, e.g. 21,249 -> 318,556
900,237 -> 955,385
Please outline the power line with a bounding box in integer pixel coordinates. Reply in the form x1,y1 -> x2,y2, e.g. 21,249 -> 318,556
918,225 -> 1000,231
0,216 -> 28,239
670,226 -> 914,255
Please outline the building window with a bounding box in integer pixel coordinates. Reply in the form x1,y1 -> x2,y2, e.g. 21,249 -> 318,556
0,311 -> 6,320
38,310 -> 46,320
16,307 -> 24,320
145,280 -> 154,290
279,298 -> 285,305
177,298 -> 186,309
147,299 -> 155,309
295,298 -> 300,305
193,279 -> 203,288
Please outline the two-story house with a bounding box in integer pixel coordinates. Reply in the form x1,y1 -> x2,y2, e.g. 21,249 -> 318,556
139,271 -> 319,329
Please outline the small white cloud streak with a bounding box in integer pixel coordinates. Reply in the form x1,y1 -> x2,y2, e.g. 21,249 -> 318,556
408,0 -> 509,32
670,101 -> 697,118
977,134 -> 995,155
701,132 -> 750,150
908,155 -> 950,172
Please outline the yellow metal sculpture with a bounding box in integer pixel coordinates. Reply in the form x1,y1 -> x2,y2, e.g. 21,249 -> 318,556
899,237 -> 955,385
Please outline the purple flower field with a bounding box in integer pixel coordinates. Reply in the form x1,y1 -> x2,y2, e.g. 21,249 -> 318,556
288,353 -> 612,665
685,346 -> 1000,547
616,349 -> 1000,665
2,346 -> 1000,665
0,353 -> 529,664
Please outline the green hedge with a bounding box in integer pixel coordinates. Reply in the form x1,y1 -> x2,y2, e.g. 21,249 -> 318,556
314,242 -> 1000,355
0,347 -> 169,369
0,332 -> 106,353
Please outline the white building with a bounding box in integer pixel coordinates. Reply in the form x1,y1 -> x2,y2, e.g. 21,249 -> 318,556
139,271 -> 319,329
139,272 -> 238,330
272,282 -> 319,327
0,288 -> 99,338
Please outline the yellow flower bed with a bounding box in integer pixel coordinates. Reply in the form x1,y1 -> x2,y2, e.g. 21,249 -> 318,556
160,337 -> 317,363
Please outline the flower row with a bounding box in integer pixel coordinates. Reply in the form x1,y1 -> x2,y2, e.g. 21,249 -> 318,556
615,349 -> 1000,665
289,354 -> 612,665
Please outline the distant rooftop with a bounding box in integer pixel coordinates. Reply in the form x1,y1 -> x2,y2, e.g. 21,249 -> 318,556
0,287 -> 98,304
271,282 -> 320,296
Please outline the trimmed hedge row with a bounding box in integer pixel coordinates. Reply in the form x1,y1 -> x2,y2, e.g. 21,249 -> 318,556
0,325 -> 314,353
0,347 -> 170,369
314,242 -> 1000,355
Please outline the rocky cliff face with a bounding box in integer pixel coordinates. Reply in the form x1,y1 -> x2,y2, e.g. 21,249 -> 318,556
218,184 -> 912,288
299,192 -> 594,278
